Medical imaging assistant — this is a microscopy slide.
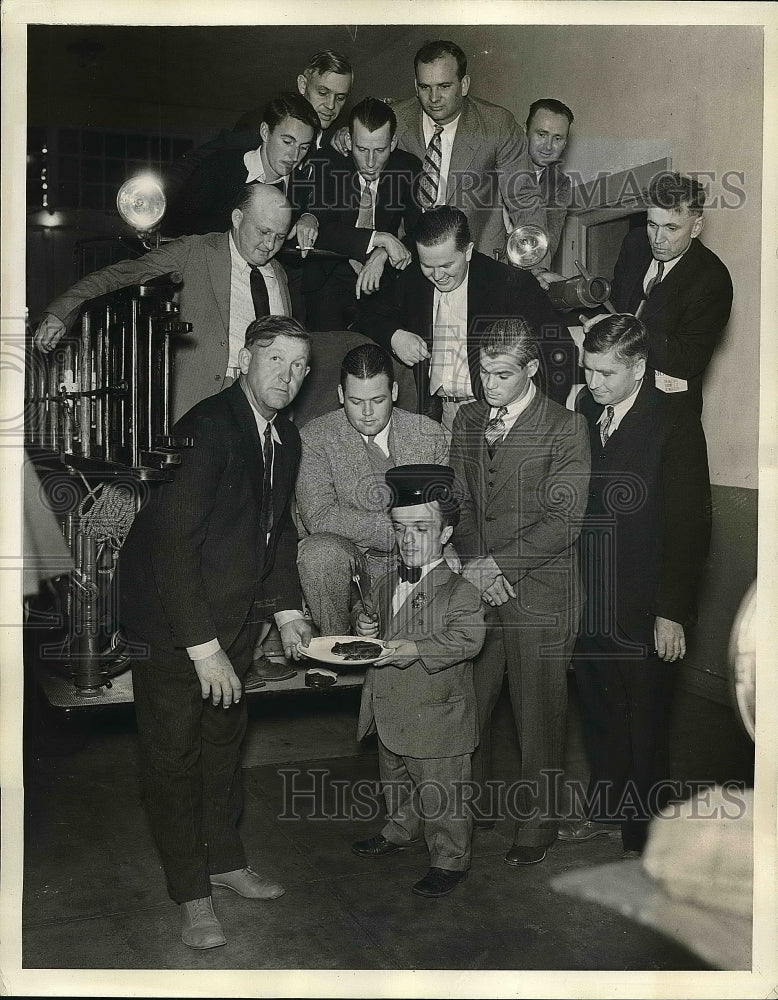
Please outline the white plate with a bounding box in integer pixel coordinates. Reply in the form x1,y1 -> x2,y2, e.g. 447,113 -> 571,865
298,635 -> 387,666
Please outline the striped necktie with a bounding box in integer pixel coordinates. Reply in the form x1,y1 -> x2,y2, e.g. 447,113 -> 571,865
418,125 -> 443,210
600,405 -> 615,446
485,406 -> 508,457
356,181 -> 374,229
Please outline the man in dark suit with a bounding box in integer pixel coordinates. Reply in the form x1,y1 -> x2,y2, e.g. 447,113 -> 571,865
118,316 -> 313,949
162,92 -> 321,246
606,171 -> 732,414
362,206 -> 575,426
562,313 -> 711,856
302,98 -> 421,331
34,184 -> 296,422
449,318 -> 590,867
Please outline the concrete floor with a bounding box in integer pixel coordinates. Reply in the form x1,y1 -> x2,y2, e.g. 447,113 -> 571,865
22,673 -> 754,972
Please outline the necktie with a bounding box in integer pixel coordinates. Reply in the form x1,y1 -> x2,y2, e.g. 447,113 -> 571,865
635,260 -> 664,319
600,404 -> 615,446
260,423 -> 274,537
250,266 -> 270,319
356,181 -> 374,229
398,562 -> 422,584
485,406 -> 508,458
418,125 -> 443,210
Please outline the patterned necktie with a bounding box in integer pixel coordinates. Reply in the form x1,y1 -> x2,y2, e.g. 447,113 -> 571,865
260,423 -> 274,537
635,260 -> 664,319
600,404 -> 615,446
398,562 -> 422,584
418,124 -> 443,210
485,406 -> 508,458
250,266 -> 270,319
356,181 -> 374,229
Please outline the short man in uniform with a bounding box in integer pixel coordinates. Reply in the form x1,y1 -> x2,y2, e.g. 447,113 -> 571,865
351,464 -> 486,898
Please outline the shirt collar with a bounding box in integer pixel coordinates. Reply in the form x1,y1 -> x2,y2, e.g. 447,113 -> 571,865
240,380 -> 282,444
597,379 -> 642,427
422,110 -> 461,137
360,418 -> 392,453
490,379 -> 536,422
396,557 -> 444,587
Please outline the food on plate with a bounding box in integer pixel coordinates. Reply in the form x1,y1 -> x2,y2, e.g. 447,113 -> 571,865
331,640 -> 383,660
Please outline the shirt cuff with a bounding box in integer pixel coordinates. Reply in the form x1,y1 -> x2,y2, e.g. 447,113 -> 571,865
187,638 -> 221,660
366,231 -> 377,254
274,610 -> 305,628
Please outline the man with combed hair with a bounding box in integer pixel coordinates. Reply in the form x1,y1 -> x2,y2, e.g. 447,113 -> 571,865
302,97 -> 422,331
296,49 -> 354,141
162,92 -> 320,243
296,342 -> 450,635
118,316 -> 313,949
521,98 -> 574,279
362,206 -> 575,426
561,313 -> 711,857
589,171 -> 732,413
449,317 -> 590,866
34,183 -> 296,422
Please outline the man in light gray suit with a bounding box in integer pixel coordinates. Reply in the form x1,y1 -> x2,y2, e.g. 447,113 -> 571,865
33,184 -> 294,423
296,342 -> 450,635
333,40 -> 545,258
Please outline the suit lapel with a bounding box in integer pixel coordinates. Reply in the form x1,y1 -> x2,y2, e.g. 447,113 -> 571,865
486,391 -> 545,503
445,99 -> 480,205
224,383 -> 264,508
386,564 -> 452,639
206,232 -> 232,336
641,240 -> 699,321
270,258 -> 292,316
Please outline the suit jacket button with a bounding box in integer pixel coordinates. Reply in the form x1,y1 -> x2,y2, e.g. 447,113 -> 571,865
220,339 -> 227,347
215,375 -> 221,381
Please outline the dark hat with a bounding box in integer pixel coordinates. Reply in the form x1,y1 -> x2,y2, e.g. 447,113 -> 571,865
385,464 -> 456,509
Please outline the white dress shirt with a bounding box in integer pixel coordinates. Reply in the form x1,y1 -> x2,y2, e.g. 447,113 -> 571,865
422,112 -> 461,206
242,144 -> 289,189
227,233 -> 284,378
429,272 -> 473,399
391,557 -> 444,616
642,245 -> 687,292
360,420 -> 392,457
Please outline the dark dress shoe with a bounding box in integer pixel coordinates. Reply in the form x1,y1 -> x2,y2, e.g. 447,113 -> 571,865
247,655 -> 296,683
557,819 -> 618,842
504,844 -> 548,866
351,833 -> 408,857
412,867 -> 468,897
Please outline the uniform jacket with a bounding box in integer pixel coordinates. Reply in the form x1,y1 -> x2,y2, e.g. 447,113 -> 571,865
449,389 -> 591,614
356,563 -> 486,758
575,380 -> 711,647
118,381 -> 302,651
611,228 -> 733,412
391,94 -> 545,257
45,231 -> 293,423
296,407 -> 450,552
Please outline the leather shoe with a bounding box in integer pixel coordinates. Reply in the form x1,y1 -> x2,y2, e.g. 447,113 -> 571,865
504,844 -> 548,866
352,833 -> 408,858
246,655 -> 296,684
557,819 -> 618,842
180,896 -> 226,950
412,867 -> 468,897
210,866 -> 285,899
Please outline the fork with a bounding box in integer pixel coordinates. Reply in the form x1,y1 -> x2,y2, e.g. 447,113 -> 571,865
350,564 -> 376,621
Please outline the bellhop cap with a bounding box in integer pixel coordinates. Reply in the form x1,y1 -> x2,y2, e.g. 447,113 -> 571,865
385,464 -> 456,509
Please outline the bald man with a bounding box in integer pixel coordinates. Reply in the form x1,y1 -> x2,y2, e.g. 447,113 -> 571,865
34,183 -> 296,422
